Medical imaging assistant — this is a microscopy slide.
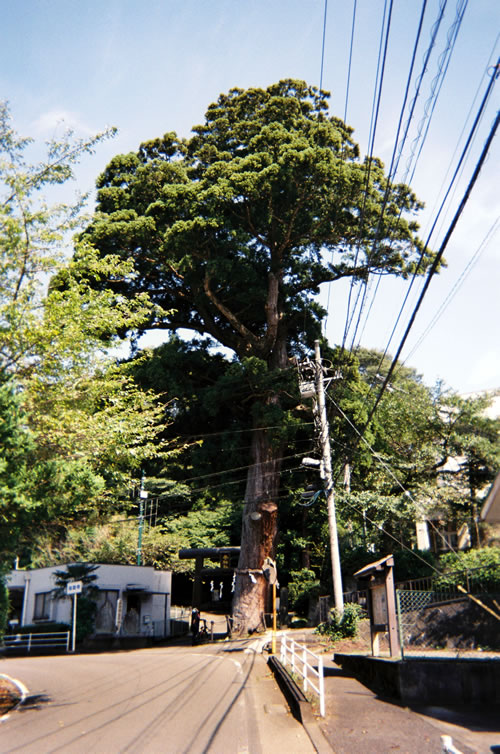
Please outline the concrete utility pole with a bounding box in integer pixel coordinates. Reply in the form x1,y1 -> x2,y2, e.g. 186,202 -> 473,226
137,472 -> 147,566
314,340 -> 344,613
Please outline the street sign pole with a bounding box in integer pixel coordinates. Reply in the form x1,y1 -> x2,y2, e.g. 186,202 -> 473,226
72,593 -> 77,653
66,580 -> 83,652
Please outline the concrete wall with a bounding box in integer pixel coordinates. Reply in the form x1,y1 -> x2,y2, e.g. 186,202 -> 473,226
334,653 -> 500,707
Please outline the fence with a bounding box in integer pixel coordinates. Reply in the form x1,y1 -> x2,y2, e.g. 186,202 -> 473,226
396,586 -> 500,657
3,631 -> 70,653
280,634 -> 325,716
397,565 -> 498,599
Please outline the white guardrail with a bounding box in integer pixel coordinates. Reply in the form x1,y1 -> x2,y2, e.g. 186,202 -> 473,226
3,631 -> 71,652
280,633 -> 325,717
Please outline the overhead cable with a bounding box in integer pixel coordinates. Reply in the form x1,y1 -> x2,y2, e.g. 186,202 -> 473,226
341,0 -> 393,351
319,0 -> 328,91
404,0 -> 469,188
399,216 -> 500,368
363,57 -> 499,400
326,393 -> 459,556
343,0 -> 357,124
363,107 -> 500,432
348,0 -> 429,352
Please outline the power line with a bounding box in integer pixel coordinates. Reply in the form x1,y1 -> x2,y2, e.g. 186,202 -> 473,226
400,216 -> 500,368
404,0 -> 469,188
363,107 -> 500,432
417,31 -> 499,243
343,0 -> 357,124
348,0 -> 430,352
326,392 -> 459,557
173,419 -> 314,442
324,0 -> 356,335
354,0 -> 463,365
361,58 -> 499,406
351,0 -> 450,349
341,0 -> 393,351
319,0 -> 328,91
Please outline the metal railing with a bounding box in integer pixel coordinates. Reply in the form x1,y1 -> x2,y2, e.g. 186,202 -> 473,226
280,634 -> 325,717
3,631 -> 70,653
397,565 -> 498,602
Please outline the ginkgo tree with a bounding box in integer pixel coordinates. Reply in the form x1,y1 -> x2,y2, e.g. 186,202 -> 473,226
77,80 -> 433,633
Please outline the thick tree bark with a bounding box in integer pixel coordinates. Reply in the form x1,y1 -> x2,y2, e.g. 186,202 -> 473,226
232,339 -> 287,634
231,423 -> 282,633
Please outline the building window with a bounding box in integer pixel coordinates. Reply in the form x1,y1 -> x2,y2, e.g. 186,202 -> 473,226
34,591 -> 51,621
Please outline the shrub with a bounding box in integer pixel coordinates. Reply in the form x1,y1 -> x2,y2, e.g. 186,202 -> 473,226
435,547 -> 500,593
315,603 -> 364,641
287,569 -> 320,617
74,596 -> 97,642
393,549 -> 436,582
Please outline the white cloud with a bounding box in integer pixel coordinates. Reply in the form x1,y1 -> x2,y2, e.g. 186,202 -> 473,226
32,109 -> 94,137
464,350 -> 500,392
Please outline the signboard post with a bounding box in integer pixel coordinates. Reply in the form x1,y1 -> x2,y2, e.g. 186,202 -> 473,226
354,555 -> 400,657
66,580 -> 83,652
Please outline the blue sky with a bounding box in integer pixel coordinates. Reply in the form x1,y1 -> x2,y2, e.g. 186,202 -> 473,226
1,0 -> 499,394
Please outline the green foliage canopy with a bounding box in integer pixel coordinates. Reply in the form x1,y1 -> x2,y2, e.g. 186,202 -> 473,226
83,80 -> 431,366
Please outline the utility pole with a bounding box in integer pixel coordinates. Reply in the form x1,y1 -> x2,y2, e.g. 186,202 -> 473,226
314,340 -> 344,613
137,471 -> 147,566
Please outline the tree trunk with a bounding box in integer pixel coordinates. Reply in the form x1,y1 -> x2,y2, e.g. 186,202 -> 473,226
231,423 -> 282,634
232,341 -> 287,634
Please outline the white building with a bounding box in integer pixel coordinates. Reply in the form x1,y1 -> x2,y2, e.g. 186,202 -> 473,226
7,563 -> 171,640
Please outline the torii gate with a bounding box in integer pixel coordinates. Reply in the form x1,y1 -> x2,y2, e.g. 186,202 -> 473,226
178,547 -> 240,609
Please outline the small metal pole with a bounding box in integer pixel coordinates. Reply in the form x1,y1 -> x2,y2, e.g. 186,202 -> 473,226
396,590 -> 405,661
319,656 -> 325,717
271,582 -> 277,654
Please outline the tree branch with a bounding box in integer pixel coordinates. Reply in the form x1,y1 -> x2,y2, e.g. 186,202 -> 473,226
203,273 -> 262,350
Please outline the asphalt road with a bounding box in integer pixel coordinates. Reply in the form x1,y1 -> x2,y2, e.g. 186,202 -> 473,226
0,642 -> 314,754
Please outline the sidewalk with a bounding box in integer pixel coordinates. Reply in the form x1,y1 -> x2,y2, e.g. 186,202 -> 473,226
317,655 -> 499,754
261,629 -> 499,754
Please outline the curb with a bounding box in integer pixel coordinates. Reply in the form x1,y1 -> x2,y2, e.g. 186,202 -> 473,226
267,656 -> 333,754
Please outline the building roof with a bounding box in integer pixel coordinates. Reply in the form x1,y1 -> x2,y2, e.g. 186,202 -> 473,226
481,471 -> 500,523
